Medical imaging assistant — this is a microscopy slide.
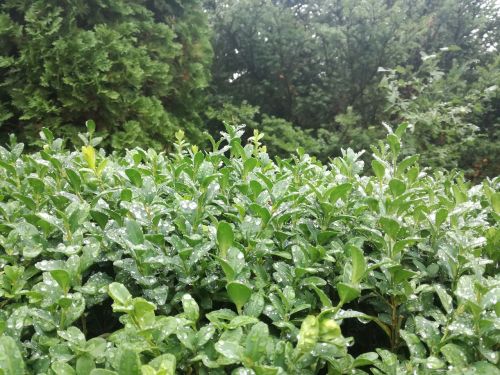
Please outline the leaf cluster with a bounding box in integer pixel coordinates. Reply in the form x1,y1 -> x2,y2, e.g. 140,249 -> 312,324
0,124 -> 498,374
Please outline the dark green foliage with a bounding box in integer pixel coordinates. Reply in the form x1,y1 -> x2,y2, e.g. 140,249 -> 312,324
206,0 -> 500,174
205,102 -> 320,157
460,56 -> 500,179
0,124 -> 498,373
0,0 -> 212,149
379,51 -> 500,176
1,0 -> 498,176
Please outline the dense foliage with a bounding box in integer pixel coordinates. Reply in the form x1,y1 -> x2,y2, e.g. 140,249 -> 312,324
0,0 -> 498,176
205,0 -> 500,176
0,0 -> 212,149
0,123 -> 498,374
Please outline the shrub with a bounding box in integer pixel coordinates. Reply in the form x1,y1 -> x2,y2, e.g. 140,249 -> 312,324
0,123 -> 498,374
0,0 -> 212,149
379,51 -> 500,175
205,102 -> 321,158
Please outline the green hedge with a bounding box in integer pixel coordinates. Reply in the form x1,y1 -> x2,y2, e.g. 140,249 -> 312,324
0,124 -> 498,374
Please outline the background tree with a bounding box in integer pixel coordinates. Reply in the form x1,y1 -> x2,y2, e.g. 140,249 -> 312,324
0,0 -> 213,149
205,0 -> 499,176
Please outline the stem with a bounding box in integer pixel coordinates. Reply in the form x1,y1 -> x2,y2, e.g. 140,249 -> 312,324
318,300 -> 344,320
81,315 -> 88,336
390,295 -> 400,352
60,309 -> 66,328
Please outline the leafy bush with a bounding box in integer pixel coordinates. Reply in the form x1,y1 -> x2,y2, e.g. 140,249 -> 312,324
379,51 -> 500,175
205,102 -> 321,158
0,123 -> 498,374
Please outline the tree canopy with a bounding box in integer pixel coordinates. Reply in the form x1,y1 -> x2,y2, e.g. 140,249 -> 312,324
206,0 -> 499,176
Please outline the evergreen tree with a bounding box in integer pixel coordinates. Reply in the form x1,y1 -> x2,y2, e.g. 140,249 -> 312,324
0,0 -> 213,149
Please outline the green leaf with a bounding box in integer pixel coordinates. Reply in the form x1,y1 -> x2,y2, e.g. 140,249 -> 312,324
40,127 -> 54,142
82,145 -> 96,170
206,309 -> 237,324
470,361 -> 500,375
337,282 -> 360,304
371,160 -> 385,180
125,219 -> 144,245
215,339 -> 242,362
76,354 -> 95,375
253,365 -> 281,375
15,194 -> 36,211
85,338 -> 107,358
387,134 -> 400,157
52,361 -> 76,375
90,210 -> 108,229
394,123 -> 409,138
435,208 -> 448,227
227,315 -> 259,329
193,151 -> 204,170
118,348 -> 141,375
393,238 -> 419,255
423,356 -> 445,369
0,161 -> 17,176
388,265 -> 417,283
249,203 -> 271,225
28,177 -> 45,194
148,354 -> 176,373
121,189 -> 133,202
50,269 -> 71,292
440,343 -> 468,367
379,217 -> 400,239
125,168 -> 143,187
311,285 -> 332,308
415,316 -> 440,349
452,185 -> 466,204
329,183 -> 352,204
244,292 -> 265,317
108,282 -> 132,305
434,284 -> 453,314
243,158 -> 258,176
217,256 -> 236,281
349,245 -> 366,284
58,327 -> 85,345
388,179 -> 405,196
90,370 -> 118,375
491,192 -> 500,214
0,335 -> 25,375
352,352 -> 378,368
396,155 -> 419,176
217,221 -> 234,258
245,322 -> 269,362
85,120 -> 96,134
400,330 -> 426,358
226,281 -> 252,313
197,325 -> 216,347
96,160 -> 108,177
132,298 -> 156,327
66,169 -> 82,192
182,294 -> 199,322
